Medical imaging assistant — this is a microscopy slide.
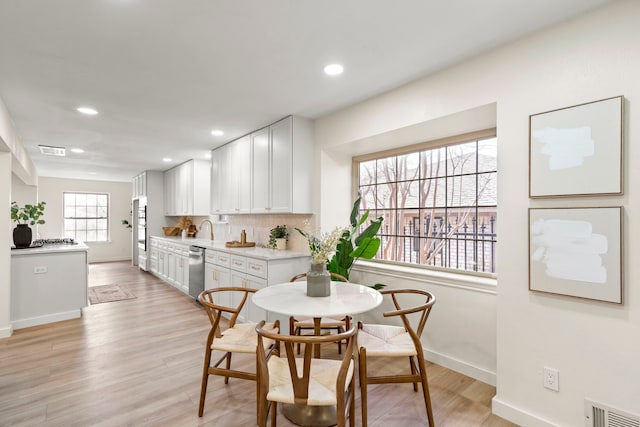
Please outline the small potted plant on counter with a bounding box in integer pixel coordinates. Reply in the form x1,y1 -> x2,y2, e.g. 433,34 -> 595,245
11,201 -> 46,248
268,225 -> 288,250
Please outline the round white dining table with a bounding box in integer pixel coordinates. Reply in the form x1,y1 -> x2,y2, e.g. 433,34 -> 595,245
252,281 -> 383,426
252,280 -> 383,320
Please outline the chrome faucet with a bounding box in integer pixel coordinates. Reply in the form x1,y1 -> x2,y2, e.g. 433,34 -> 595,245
199,219 -> 214,240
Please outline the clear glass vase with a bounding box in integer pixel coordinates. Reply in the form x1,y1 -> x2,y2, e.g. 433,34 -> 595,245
306,263 -> 331,297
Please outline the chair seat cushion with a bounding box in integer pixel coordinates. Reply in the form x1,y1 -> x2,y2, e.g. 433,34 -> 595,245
294,316 -> 346,328
357,324 -> 417,357
212,322 -> 278,353
266,356 -> 354,406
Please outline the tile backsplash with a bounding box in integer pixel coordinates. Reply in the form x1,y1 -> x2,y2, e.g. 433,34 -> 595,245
210,214 -> 315,252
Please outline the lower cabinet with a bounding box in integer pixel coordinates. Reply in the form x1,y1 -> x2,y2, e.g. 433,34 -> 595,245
204,248 -> 309,325
149,237 -> 190,295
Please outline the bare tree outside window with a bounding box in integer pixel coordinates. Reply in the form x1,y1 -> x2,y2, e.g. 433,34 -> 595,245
357,134 -> 497,274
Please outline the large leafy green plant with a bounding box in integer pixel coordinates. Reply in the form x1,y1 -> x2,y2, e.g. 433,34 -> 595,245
11,201 -> 46,226
327,195 -> 383,287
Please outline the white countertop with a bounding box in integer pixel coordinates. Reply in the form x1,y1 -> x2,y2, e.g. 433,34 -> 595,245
151,235 -> 310,261
11,241 -> 89,256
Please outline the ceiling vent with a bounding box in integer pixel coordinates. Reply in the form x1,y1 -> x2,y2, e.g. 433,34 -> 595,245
38,145 -> 66,156
585,399 -> 639,427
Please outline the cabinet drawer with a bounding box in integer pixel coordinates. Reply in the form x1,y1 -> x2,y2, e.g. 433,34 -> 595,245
230,255 -> 247,272
205,250 -> 231,267
246,258 -> 268,279
205,249 -> 216,264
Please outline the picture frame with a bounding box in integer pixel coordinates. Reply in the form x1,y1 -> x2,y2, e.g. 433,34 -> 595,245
529,96 -> 624,198
529,206 -> 623,304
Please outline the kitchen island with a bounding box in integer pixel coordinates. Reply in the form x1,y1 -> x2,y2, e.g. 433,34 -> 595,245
10,241 -> 89,330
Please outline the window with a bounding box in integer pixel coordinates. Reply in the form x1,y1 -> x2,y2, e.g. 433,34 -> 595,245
356,130 -> 497,275
63,192 -> 109,242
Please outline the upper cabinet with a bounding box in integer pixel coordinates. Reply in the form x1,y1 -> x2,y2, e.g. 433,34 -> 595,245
211,115 -> 313,215
132,171 -> 148,198
164,159 -> 211,216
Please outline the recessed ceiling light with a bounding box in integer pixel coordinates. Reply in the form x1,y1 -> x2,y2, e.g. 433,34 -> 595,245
163,158 -> 172,162
76,107 -> 99,115
70,148 -> 85,154
205,152 -> 212,159
211,129 -> 224,136
324,63 -> 344,76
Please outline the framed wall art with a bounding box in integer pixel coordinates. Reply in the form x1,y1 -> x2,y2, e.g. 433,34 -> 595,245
529,96 -> 624,198
529,206 -> 623,304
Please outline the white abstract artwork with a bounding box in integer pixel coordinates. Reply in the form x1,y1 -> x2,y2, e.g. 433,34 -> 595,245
529,207 -> 622,304
529,96 -> 623,197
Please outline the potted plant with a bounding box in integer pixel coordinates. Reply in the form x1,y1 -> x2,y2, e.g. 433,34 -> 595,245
268,225 -> 289,250
11,201 -> 46,248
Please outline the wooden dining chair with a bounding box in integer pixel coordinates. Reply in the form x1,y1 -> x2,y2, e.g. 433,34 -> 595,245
197,288 -> 279,417
256,321 -> 357,427
288,272 -> 349,354
357,289 -> 436,426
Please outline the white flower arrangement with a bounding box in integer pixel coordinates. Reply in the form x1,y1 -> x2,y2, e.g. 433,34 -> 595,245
296,225 -> 346,265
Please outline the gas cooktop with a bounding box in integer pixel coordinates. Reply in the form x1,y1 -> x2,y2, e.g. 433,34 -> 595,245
33,238 -> 77,245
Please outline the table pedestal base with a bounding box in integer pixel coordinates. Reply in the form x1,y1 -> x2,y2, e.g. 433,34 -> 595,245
282,403 -> 337,427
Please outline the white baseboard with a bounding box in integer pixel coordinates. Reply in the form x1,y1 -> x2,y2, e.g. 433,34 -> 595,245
492,396 -> 558,427
0,324 -> 13,338
425,348 -> 496,386
88,256 -> 131,263
12,310 -> 81,330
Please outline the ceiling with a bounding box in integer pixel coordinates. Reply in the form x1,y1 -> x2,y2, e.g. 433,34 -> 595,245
0,0 -> 612,183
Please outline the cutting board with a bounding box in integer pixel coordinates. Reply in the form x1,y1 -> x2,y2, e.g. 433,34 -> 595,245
225,241 -> 256,248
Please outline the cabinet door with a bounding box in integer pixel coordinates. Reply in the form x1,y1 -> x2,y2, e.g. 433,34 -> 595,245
270,117 -> 293,212
174,254 -> 188,293
210,149 -> 221,214
164,168 -> 176,215
235,135 -> 252,213
132,175 -> 138,198
179,161 -> 193,215
167,250 -> 176,285
246,275 -> 268,323
218,144 -> 234,213
251,127 -> 270,213
230,270 -> 249,323
140,171 -> 147,197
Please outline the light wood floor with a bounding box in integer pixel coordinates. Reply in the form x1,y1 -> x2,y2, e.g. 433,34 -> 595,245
0,261 -> 517,427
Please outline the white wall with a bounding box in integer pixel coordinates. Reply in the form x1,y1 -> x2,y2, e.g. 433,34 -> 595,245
0,153 -> 12,338
37,177 -> 132,263
315,1 -> 640,425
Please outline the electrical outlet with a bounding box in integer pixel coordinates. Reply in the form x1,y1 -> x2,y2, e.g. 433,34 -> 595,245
34,266 -> 47,274
543,367 -> 559,391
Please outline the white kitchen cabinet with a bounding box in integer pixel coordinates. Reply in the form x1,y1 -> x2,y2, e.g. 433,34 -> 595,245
174,249 -> 189,294
251,127 -> 270,213
132,171 -> 166,271
132,171 -> 148,198
252,116 -> 313,213
164,159 -> 211,216
150,239 -> 159,274
210,148 -> 222,214
212,115 -> 313,215
203,247 -> 309,325
150,237 -> 190,295
10,245 -> 89,330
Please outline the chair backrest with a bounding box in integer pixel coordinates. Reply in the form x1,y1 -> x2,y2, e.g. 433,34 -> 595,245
198,287 -> 256,334
256,321 -> 356,404
380,289 -> 435,350
289,272 -> 348,282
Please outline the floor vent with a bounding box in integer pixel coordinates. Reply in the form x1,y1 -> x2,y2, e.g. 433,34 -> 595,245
585,399 -> 640,427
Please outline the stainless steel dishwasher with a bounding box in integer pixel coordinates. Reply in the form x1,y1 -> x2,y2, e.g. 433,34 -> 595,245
188,246 -> 205,299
